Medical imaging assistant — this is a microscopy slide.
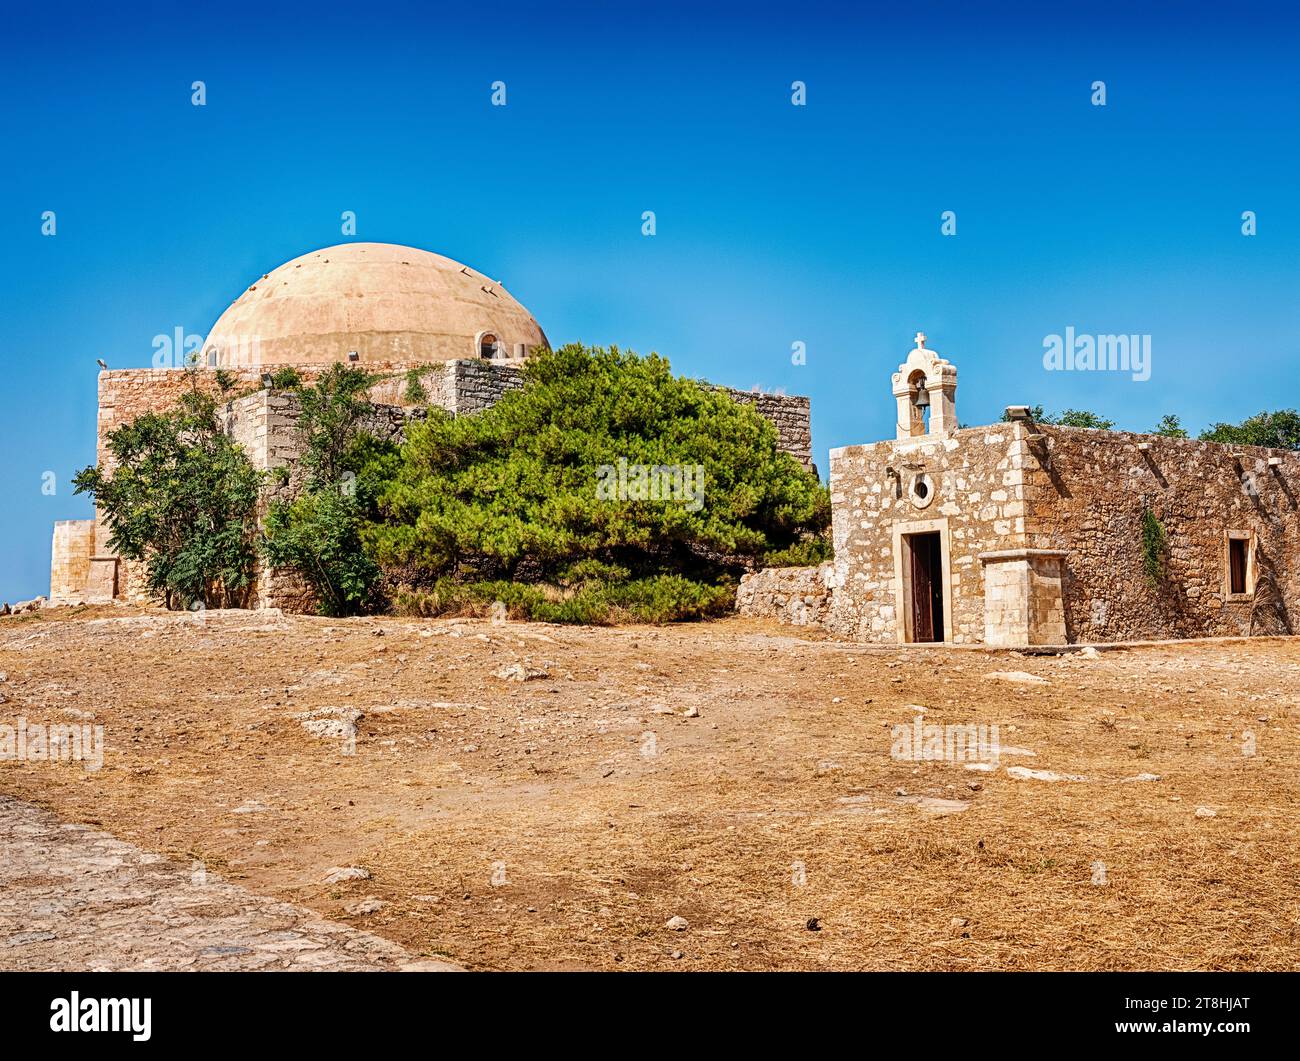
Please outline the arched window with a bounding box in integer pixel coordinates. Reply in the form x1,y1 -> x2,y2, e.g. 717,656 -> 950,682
479,332 -> 500,360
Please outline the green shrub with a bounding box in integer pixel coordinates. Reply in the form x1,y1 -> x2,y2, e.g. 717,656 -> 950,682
366,344 -> 830,613
72,387 -> 262,609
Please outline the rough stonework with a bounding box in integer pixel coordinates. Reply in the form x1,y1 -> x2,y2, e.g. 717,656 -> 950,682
752,333 -> 1300,647
722,390 -> 814,472
735,564 -> 835,625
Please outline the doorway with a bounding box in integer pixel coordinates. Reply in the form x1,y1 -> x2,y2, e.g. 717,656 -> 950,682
905,531 -> 945,642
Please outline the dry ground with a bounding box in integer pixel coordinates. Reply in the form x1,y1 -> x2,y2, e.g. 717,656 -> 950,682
1,605 -> 1296,971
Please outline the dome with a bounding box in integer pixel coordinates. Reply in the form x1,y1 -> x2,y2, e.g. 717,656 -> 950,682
202,242 -> 548,368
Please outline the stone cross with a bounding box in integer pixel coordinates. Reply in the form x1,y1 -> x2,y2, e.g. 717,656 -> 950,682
914,331 -> 927,349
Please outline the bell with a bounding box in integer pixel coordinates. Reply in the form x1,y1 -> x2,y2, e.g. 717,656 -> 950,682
913,385 -> 930,409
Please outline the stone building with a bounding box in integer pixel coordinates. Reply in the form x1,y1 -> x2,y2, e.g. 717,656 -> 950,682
739,333 -> 1298,646
49,242 -> 813,608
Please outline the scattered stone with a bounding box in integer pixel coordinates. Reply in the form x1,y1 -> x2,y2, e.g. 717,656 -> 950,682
493,662 -> 548,682
1005,766 -> 1088,782
665,915 -> 689,931
806,918 -> 821,931
323,867 -> 371,884
1195,806 -> 1217,819
1122,773 -> 1163,783
683,705 -> 699,718
985,671 -> 1048,685
346,897 -> 386,916
671,950 -> 683,959
1078,646 -> 1101,659
294,706 -> 363,740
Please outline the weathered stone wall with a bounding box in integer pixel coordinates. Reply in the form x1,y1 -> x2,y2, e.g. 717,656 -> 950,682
1022,426 -> 1300,641
735,564 -> 836,625
49,521 -> 95,604
814,420 -> 1299,645
824,425 -> 1031,643
722,390 -> 814,471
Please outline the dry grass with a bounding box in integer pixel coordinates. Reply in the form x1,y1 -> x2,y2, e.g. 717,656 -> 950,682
1,606 -> 1296,970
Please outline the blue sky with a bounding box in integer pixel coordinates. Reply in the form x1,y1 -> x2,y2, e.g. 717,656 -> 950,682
1,0 -> 1297,601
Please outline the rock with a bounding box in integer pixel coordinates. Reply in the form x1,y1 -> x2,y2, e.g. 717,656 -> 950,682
806,917 -> 821,931
294,706 -> 363,740
1121,773 -> 1163,782
665,915 -> 689,931
346,897 -> 386,916
1005,766 -> 1088,782
1078,646 -> 1101,659
898,796 -> 970,815
671,950 -> 684,959
985,671 -> 1048,685
399,959 -> 462,972
683,705 -> 699,718
323,867 -> 371,884
494,662 -> 548,682
9,597 -> 46,615
1195,806 -> 1217,819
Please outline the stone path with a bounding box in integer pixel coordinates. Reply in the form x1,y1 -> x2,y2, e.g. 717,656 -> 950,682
0,795 -> 459,971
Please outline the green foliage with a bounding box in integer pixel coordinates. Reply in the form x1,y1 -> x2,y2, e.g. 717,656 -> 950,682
1140,508 -> 1168,586
261,366 -> 392,615
1199,409 -> 1300,450
1053,409 -> 1116,430
403,367 -> 430,405
262,488 -> 383,617
366,344 -> 830,621
1151,414 -> 1188,438
213,368 -> 237,394
393,575 -> 733,625
270,366 -> 303,390
296,363 -> 378,488
1000,405 -> 1114,429
71,389 -> 262,609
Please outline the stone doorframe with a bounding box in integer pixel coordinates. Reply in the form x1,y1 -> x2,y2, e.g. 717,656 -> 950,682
891,516 -> 953,644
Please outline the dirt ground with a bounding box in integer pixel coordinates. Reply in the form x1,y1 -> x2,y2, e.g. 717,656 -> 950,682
1,604 -> 1296,971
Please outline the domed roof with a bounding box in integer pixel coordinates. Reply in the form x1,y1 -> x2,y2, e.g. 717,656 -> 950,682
202,242 -> 548,368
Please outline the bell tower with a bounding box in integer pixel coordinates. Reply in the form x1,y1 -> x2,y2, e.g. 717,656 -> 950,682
892,331 -> 957,439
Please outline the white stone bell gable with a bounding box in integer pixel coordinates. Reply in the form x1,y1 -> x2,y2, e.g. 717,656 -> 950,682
892,331 -> 958,439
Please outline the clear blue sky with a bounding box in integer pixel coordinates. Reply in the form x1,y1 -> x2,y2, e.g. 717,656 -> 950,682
1,0 -> 1297,602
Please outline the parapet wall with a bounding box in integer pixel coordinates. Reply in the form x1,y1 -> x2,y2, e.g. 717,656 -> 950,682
735,564 -> 835,626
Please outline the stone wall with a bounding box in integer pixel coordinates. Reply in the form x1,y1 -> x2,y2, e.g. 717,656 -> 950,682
722,390 -> 814,472
813,420 -> 1299,646
735,564 -> 836,625
1022,426 -> 1300,641
824,425 -> 1032,643
49,520 -> 95,603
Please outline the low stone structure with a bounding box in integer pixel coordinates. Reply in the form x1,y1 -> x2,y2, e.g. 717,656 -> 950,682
740,332 -> 1299,646
735,564 -> 835,626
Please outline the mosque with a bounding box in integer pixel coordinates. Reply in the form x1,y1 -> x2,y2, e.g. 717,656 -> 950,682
48,242 -> 812,609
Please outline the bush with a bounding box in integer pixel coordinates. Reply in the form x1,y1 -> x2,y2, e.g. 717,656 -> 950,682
72,387 -> 262,609
366,344 -> 830,620
261,366 -> 393,615
393,574 -> 733,625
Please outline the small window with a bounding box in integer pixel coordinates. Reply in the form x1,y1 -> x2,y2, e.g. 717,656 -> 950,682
1228,537 -> 1248,596
479,333 -> 500,360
